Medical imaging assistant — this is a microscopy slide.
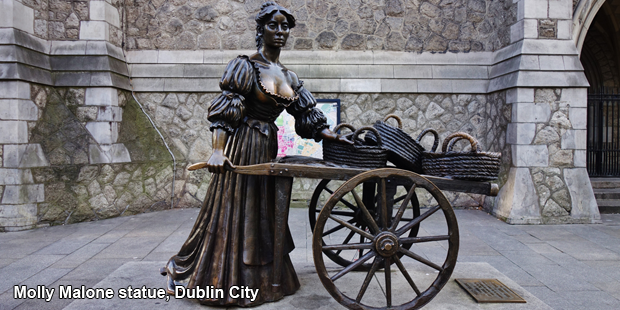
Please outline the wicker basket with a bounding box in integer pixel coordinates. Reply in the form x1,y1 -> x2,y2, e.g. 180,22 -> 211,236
366,115 -> 438,173
422,132 -> 501,181
323,125 -> 388,168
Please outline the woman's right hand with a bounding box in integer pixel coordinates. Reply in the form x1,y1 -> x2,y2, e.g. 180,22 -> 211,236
206,150 -> 235,174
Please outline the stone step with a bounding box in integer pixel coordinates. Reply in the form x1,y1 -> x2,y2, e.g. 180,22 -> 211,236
599,205 -> 620,214
590,178 -> 620,189
593,189 -> 620,199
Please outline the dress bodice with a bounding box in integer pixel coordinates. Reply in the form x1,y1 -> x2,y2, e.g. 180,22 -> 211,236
244,58 -> 298,123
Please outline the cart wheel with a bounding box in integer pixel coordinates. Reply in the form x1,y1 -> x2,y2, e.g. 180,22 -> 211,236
313,168 -> 459,310
309,178 -> 421,270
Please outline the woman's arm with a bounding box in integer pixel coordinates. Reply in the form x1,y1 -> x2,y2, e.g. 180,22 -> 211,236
205,128 -> 234,174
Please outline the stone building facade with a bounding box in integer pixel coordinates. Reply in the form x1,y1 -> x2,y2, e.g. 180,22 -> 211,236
0,0 -> 607,230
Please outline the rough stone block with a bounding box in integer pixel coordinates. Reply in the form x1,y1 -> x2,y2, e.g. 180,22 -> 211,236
85,88 -> 118,106
557,20 -> 571,40
0,168 -> 33,185
0,121 -> 28,143
560,88 -> 587,108
507,123 -> 536,144
512,145 -> 549,167
494,167 -> 542,224
569,108 -> 587,129
89,143 -> 131,164
393,65 -> 432,79
564,168 -> 600,222
96,106 -> 123,122
79,21 -> 109,41
125,51 -> 158,64
86,122 -> 119,144
506,88 -> 534,104
548,0 -> 572,19
0,100 -> 38,121
0,81 -> 30,99
0,204 -> 36,218
3,144 -> 49,168
158,51 -> 203,64
381,79 -> 417,93
561,129 -> 587,150
1,185 -> 44,204
342,79 -> 381,92
539,56 -> 565,71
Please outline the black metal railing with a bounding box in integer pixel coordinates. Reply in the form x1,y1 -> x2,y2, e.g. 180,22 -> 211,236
588,88 -> 620,176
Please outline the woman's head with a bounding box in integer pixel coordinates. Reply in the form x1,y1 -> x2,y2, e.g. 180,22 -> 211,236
255,2 -> 296,50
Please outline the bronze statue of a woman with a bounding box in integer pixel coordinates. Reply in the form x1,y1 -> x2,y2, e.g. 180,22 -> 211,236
161,2 -> 349,307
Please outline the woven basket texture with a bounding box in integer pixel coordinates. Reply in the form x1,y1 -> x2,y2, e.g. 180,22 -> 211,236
422,132 -> 501,181
323,125 -> 388,169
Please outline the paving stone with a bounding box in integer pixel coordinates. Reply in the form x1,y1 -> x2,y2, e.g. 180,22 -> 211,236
0,254 -> 64,295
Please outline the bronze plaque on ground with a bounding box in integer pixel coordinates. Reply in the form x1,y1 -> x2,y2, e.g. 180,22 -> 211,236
455,278 -> 526,303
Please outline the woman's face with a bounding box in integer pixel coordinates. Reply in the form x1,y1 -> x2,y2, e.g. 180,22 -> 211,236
262,12 -> 290,48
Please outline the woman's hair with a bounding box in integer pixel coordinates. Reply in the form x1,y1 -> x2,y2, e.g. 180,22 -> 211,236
255,1 -> 296,50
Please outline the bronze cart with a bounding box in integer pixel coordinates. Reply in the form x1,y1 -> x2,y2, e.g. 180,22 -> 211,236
190,156 -> 498,310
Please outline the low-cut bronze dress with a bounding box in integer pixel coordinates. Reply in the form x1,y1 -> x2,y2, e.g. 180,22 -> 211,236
162,55 -> 328,307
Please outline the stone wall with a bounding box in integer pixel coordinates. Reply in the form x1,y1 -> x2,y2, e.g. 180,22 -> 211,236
125,0 -> 517,52
136,90 -> 510,209
0,83 -> 179,231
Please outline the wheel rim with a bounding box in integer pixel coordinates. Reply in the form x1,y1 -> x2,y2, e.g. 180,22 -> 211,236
309,178 -> 421,271
312,169 -> 459,310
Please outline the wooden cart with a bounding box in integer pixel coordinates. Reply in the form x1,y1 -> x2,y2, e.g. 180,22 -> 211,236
190,156 -> 498,310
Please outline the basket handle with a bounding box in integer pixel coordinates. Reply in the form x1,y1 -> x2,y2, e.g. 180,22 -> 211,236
442,132 -> 479,153
382,114 -> 403,129
415,128 -> 440,153
353,126 -> 382,147
333,123 -> 356,134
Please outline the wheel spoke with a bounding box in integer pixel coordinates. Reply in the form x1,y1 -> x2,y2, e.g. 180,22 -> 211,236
328,215 -> 374,240
399,247 -> 444,271
396,205 -> 441,236
352,189 -> 380,234
329,210 -> 357,217
356,257 -> 383,302
380,178 -> 388,229
335,230 -> 357,255
323,242 -> 374,250
393,255 -> 421,296
322,217 -> 356,237
400,235 -> 450,244
331,250 -> 375,281
359,231 -> 365,258
384,257 -> 391,307
391,184 -> 417,231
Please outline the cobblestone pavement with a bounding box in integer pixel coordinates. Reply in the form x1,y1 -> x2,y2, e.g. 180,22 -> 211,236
1,208 -> 619,310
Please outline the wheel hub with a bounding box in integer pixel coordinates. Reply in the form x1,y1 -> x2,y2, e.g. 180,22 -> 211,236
374,232 -> 400,257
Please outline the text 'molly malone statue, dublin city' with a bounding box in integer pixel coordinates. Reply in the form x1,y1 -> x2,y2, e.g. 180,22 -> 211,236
160,1 -> 351,307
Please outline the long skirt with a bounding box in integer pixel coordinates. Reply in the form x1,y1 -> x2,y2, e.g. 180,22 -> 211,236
163,121 -> 300,306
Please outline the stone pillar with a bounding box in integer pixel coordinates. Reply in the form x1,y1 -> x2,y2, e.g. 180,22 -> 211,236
0,81 -> 50,231
84,88 -> 131,164
494,87 -> 599,224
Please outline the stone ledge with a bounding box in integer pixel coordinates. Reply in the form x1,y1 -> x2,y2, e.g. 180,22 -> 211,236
0,28 -> 49,54
1,185 -> 44,204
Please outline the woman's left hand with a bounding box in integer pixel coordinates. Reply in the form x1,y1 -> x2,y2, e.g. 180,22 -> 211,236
319,128 -> 353,144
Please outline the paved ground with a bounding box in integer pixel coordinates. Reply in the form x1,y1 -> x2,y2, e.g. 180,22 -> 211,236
1,208 -> 619,310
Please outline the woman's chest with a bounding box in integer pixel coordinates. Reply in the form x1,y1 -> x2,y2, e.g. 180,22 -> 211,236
257,64 -> 295,99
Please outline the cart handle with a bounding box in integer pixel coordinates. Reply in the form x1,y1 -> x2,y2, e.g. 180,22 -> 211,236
187,160 -> 237,171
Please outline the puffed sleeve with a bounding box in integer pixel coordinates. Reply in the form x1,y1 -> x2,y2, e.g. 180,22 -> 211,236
286,81 -> 329,141
207,56 -> 253,133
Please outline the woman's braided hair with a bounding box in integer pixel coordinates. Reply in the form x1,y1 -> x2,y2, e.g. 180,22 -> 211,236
255,1 -> 296,50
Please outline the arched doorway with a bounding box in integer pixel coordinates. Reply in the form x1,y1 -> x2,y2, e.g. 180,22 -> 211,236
580,0 -> 620,176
